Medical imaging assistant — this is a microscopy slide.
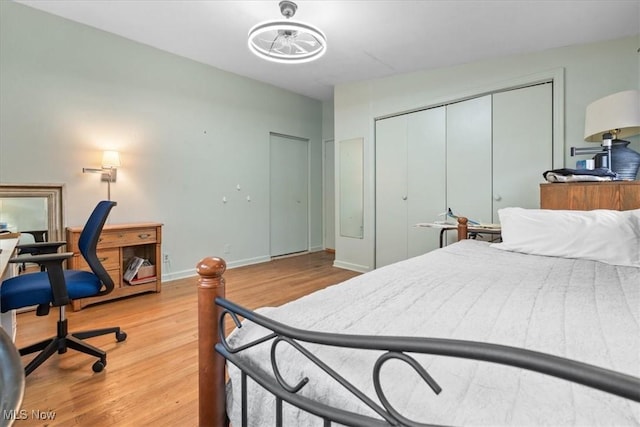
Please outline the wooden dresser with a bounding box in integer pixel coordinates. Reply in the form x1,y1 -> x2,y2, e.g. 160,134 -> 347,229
66,222 -> 162,310
540,181 -> 640,210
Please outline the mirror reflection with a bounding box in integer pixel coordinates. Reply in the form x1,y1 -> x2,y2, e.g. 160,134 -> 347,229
0,184 -> 64,243
0,197 -> 48,238
339,138 -> 364,239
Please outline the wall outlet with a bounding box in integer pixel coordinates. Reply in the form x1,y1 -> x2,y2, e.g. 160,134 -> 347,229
223,244 -> 231,254
163,253 -> 170,263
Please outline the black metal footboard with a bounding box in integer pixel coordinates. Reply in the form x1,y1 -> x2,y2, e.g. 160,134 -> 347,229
214,297 -> 640,427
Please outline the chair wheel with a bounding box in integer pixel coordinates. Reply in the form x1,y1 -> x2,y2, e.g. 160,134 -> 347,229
92,360 -> 105,373
116,331 -> 127,342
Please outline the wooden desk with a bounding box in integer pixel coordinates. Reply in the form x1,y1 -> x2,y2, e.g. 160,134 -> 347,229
66,223 -> 162,310
0,234 -> 20,341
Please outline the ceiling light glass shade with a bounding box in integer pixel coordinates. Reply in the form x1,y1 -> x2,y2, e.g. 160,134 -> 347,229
248,20 -> 327,64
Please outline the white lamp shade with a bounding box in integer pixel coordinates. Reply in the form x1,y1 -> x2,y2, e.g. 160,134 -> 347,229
584,89 -> 640,142
101,150 -> 121,168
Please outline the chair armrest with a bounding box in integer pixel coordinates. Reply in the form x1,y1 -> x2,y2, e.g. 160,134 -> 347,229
9,252 -> 74,306
9,252 -> 73,264
16,241 -> 66,252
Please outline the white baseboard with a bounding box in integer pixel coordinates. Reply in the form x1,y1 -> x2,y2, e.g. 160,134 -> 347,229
309,245 -> 324,252
161,268 -> 197,283
332,260 -> 370,273
161,255 -> 271,283
226,255 -> 271,269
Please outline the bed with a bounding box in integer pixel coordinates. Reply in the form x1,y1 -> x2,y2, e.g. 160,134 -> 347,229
196,211 -> 640,426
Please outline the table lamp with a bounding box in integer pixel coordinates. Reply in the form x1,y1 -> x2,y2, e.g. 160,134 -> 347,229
571,89 -> 640,180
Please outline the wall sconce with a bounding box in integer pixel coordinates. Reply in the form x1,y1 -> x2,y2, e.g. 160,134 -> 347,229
83,150 -> 121,201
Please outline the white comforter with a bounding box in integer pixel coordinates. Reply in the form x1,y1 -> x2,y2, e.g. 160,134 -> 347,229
226,240 -> 640,426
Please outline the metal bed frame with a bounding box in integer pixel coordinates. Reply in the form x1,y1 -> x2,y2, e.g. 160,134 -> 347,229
195,218 -> 640,426
215,298 -> 640,427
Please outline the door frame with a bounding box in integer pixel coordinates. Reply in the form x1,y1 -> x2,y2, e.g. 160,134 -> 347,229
269,132 -> 311,257
322,139 -> 336,251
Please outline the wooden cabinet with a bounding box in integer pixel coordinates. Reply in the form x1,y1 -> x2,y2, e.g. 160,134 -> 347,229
540,181 -> 640,210
66,222 -> 162,310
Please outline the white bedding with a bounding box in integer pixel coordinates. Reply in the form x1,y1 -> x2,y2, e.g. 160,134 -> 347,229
226,240 -> 640,426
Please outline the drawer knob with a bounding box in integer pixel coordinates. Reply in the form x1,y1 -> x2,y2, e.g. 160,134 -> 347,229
138,233 -> 151,239
98,257 -> 108,262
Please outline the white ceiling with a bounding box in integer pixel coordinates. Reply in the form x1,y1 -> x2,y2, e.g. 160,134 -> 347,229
15,0 -> 640,101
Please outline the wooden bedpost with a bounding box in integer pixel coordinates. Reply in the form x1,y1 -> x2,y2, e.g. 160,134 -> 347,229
457,217 -> 469,241
197,257 -> 227,427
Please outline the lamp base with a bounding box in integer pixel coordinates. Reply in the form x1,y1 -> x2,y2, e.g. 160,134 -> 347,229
594,139 -> 640,180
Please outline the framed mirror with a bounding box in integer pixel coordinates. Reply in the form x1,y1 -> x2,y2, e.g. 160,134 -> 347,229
339,138 -> 364,238
0,184 -> 64,242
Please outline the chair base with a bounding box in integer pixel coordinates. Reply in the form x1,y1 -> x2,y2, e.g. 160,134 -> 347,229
20,318 -> 127,376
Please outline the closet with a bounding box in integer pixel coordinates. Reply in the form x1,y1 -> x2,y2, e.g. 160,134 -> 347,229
375,83 -> 553,267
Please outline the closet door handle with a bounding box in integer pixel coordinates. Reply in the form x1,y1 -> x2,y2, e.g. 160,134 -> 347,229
493,194 -> 502,201
402,196 -> 408,201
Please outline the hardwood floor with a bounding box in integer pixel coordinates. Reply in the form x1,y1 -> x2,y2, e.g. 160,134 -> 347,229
12,251 -> 359,426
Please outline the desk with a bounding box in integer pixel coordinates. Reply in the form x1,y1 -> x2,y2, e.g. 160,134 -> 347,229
66,222 -> 162,310
414,223 -> 502,248
0,233 -> 20,341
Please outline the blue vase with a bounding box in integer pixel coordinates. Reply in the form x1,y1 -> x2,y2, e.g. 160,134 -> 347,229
593,140 -> 640,180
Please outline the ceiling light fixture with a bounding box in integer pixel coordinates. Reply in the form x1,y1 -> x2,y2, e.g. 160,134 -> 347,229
248,1 -> 326,64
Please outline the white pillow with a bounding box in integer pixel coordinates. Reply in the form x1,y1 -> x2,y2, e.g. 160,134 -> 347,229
491,207 -> 640,267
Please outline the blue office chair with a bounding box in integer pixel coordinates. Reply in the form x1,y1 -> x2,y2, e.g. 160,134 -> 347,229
0,201 -> 127,376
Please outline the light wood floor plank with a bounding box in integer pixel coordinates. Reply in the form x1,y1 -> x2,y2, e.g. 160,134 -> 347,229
12,251 -> 359,426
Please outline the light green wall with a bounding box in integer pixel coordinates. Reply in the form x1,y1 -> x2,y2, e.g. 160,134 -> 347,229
322,100 -> 335,142
334,35 -> 640,272
0,1 -> 324,279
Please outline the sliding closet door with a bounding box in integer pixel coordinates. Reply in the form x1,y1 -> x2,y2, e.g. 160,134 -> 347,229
446,95 -> 493,228
375,115 -> 408,267
270,133 -> 309,257
407,107 -> 446,257
493,83 -> 553,220
375,107 -> 447,267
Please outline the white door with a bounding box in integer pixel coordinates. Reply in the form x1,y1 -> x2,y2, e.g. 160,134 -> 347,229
407,107 -> 447,257
376,108 -> 447,267
446,95 -> 493,234
270,133 -> 309,257
493,83 -> 553,220
375,114 -> 408,267
323,140 -> 335,250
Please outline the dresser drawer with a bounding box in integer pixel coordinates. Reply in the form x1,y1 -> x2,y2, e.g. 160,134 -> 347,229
98,228 -> 157,248
76,248 -> 120,271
